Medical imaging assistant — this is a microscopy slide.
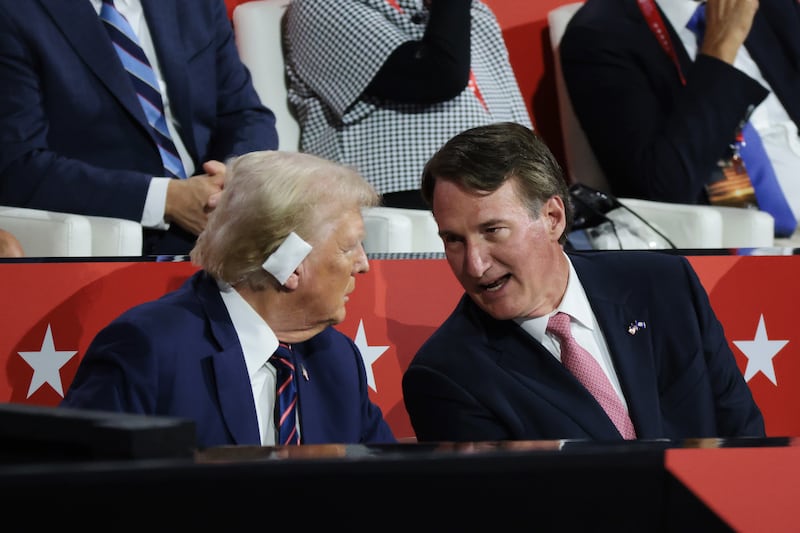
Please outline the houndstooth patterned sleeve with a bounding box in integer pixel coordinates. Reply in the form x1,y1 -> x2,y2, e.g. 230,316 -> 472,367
284,0 -> 533,196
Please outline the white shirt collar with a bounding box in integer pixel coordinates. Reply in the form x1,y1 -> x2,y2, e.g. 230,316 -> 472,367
655,0 -> 704,57
655,0 -> 701,30
515,253 -> 596,342
90,0 -> 138,15
216,279 -> 279,379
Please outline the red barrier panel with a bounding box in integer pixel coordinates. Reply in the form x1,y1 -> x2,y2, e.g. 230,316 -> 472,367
2,255 -> 799,440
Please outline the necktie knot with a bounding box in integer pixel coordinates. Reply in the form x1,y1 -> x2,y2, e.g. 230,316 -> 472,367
270,342 -> 294,368
546,311 -> 572,341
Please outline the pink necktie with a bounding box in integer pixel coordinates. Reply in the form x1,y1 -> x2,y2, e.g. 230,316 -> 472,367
547,312 -> 637,439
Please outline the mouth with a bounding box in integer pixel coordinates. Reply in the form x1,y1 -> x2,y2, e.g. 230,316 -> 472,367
479,273 -> 511,293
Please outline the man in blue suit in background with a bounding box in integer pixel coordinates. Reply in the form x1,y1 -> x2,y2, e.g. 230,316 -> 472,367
402,122 -> 765,442
0,0 -> 278,255
559,0 -> 800,240
62,150 -> 396,448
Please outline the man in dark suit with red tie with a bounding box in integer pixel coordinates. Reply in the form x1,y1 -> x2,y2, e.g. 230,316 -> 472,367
62,150 -> 396,448
559,0 -> 800,239
402,122 -> 765,442
0,0 -> 278,255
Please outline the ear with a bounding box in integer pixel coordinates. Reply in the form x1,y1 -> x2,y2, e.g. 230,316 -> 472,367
281,259 -> 307,291
542,195 -> 567,238
282,270 -> 300,290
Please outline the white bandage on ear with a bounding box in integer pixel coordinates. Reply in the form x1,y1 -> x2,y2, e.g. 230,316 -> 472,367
261,232 -> 313,285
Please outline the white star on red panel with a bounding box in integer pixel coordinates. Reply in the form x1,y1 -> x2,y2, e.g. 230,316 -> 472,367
17,323 -> 78,398
733,314 -> 788,386
353,319 -> 389,392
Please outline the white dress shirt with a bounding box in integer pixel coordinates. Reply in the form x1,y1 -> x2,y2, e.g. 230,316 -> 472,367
217,280 -> 283,446
516,254 -> 629,410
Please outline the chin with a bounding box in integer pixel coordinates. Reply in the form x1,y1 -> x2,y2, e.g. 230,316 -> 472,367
330,309 -> 347,325
476,299 -> 520,321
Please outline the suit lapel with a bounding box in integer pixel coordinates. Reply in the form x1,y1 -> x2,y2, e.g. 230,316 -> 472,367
195,273 -> 261,445
468,299 -> 621,438
571,253 -> 662,437
41,0 -> 151,133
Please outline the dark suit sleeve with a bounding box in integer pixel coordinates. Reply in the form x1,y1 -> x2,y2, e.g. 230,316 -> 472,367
403,364 -> 513,442
559,8 -> 768,203
364,0 -> 471,103
0,1 -> 276,221
680,258 -> 766,437
61,319 -> 158,414
0,2 -> 151,220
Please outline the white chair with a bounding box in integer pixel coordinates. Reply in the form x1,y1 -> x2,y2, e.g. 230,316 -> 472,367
548,2 -> 774,249
84,214 -> 143,256
233,0 -> 443,254
233,0 -> 298,152
363,206 -> 443,254
0,206 -> 142,257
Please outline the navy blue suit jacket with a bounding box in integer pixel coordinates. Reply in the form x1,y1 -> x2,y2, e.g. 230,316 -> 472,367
402,251 -> 765,442
61,271 -> 396,449
560,0 -> 800,205
0,0 -> 278,255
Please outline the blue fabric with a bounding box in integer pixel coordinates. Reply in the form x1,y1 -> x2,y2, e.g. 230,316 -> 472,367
99,0 -> 186,179
271,344 -> 300,445
688,2 -> 797,237
738,122 -> 797,236
61,271 -> 396,448
403,251 -> 766,442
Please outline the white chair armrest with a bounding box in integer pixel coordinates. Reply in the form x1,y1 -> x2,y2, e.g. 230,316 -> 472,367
619,198 -> 723,249
85,215 -> 143,256
0,206 -> 92,257
362,207 -> 414,253
365,207 -> 443,253
712,206 -> 774,248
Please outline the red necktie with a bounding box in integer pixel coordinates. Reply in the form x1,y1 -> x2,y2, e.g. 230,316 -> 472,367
547,312 -> 637,439
270,342 -> 299,445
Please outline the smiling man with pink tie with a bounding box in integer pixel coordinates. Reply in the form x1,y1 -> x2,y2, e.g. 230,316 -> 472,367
402,122 -> 765,442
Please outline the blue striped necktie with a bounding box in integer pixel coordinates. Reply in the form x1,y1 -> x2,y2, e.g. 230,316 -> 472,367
687,2 -> 797,237
99,0 -> 187,179
270,343 -> 299,445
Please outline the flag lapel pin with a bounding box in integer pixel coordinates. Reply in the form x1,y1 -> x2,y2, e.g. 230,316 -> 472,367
627,320 -> 646,335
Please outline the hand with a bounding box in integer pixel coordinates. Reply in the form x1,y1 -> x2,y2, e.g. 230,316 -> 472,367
164,162 -> 226,236
202,160 -> 226,211
701,0 -> 758,64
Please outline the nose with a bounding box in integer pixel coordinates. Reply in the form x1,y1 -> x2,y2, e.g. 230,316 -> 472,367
355,242 -> 370,274
463,240 -> 489,279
